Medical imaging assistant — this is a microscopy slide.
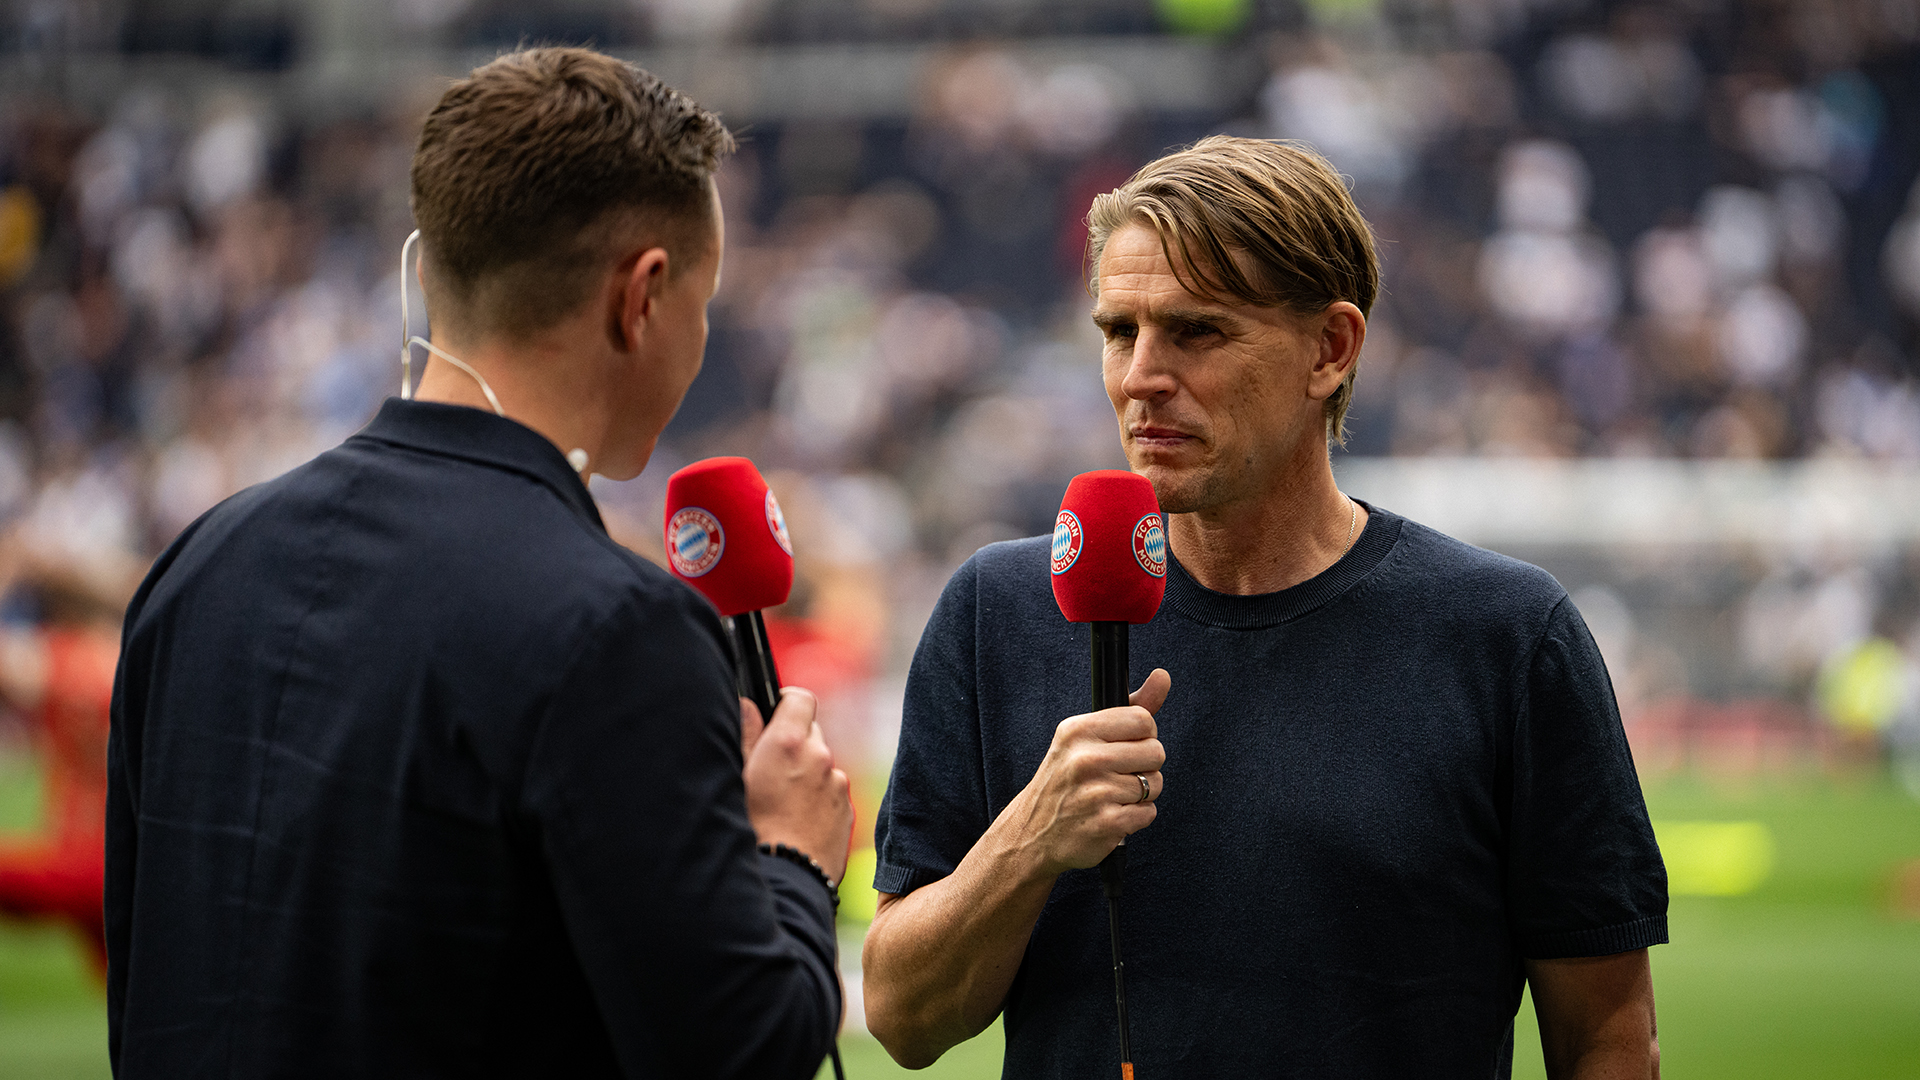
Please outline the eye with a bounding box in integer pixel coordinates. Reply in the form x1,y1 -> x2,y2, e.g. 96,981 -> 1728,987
1175,320 -> 1222,342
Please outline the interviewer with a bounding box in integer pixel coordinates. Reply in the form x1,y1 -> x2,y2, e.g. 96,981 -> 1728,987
106,48 -> 851,1078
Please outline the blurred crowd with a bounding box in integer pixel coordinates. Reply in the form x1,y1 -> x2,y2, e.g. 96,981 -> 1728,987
0,0 -> 1916,792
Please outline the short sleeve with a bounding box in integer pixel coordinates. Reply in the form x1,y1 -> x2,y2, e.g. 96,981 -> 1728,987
1506,596 -> 1669,959
873,556 -> 993,897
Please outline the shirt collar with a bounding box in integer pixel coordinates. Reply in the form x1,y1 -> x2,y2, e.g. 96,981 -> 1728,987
1161,501 -> 1401,630
353,397 -> 604,531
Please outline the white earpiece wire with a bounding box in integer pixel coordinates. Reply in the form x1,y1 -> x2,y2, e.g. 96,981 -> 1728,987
400,230 -> 419,401
399,229 -> 505,418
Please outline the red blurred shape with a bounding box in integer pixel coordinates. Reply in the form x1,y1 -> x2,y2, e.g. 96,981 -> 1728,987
0,628 -> 115,971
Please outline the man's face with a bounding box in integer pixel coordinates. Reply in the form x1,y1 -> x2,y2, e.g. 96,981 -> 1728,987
608,187 -> 724,479
652,187 -> 725,414
1094,224 -> 1327,517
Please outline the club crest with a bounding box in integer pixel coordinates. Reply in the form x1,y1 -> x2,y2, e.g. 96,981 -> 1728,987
1133,513 -> 1166,577
1051,510 -> 1083,575
765,490 -> 793,555
667,507 -> 725,578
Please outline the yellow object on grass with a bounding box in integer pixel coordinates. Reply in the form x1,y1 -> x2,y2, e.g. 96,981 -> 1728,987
1816,637 -> 1908,735
1653,820 -> 1775,896
840,846 -> 879,923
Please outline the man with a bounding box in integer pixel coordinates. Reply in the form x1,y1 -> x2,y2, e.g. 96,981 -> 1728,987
864,136 -> 1666,1078
107,48 -> 852,1078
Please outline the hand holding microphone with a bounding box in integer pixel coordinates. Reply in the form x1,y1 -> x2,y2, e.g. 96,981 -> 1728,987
1017,671 -> 1170,872
665,458 -> 852,883
741,687 -> 853,885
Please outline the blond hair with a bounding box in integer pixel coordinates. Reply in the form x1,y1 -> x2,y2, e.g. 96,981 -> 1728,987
1087,136 -> 1380,444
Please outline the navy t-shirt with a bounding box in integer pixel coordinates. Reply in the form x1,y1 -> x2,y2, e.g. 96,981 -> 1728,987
875,506 -> 1667,1078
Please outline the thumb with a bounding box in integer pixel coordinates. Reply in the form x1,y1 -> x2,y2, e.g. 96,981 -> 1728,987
1129,667 -> 1172,715
760,685 -> 818,742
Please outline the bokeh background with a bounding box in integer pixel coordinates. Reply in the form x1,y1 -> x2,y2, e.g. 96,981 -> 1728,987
0,0 -> 1916,1076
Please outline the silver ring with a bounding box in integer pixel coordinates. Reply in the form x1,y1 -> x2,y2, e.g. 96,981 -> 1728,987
1135,773 -> 1152,804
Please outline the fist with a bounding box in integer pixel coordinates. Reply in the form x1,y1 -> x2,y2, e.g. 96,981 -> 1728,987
741,687 -> 856,883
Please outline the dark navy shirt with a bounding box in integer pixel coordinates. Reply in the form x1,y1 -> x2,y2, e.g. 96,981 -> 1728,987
108,399 -> 839,1079
876,507 -> 1666,1079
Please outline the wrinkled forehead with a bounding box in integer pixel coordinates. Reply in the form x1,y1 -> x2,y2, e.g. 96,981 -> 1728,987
1093,221 -> 1270,314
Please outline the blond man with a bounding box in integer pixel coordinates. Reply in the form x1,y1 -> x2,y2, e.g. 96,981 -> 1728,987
865,137 -> 1665,1079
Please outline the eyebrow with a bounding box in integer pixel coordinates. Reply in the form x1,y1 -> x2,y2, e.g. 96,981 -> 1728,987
1091,306 -> 1233,330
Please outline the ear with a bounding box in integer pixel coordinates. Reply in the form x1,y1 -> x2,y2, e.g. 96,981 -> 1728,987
1306,301 -> 1366,402
612,246 -> 672,354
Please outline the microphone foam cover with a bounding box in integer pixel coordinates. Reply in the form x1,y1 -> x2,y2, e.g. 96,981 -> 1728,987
1050,470 -> 1166,625
663,457 -> 795,616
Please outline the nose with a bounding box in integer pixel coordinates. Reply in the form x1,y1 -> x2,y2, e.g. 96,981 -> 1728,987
1118,329 -> 1179,403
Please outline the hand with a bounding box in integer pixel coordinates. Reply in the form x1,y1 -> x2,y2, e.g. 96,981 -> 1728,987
1008,668 -> 1170,875
741,687 -> 855,884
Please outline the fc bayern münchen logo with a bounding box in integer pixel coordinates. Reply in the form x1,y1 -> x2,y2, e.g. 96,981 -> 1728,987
1133,513 -> 1167,577
1051,510 -> 1083,575
667,507 -> 725,577
765,490 -> 793,555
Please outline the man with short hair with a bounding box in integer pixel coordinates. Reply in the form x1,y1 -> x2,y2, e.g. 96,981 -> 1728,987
863,136 -> 1667,1078
108,48 -> 851,1078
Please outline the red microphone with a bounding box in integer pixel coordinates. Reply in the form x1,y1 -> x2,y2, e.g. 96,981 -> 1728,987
1050,469 -> 1164,1080
1051,469 -> 1167,629
664,457 -> 795,722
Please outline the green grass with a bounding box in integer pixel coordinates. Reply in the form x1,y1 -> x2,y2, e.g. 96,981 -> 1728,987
1617,775 -> 1920,1079
821,1024 -> 1005,1079
0,922 -> 107,1080
0,746 -> 109,1079
4,758 -> 1914,1079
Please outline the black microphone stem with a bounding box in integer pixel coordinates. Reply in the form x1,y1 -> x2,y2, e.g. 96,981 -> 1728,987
726,610 -> 782,724
1091,620 -> 1134,1078
1105,875 -> 1131,1078
1091,621 -> 1128,711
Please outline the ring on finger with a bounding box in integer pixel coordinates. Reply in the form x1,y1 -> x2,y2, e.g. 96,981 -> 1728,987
1134,773 -> 1152,804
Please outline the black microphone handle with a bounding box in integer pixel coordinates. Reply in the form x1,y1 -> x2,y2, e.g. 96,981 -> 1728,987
1092,620 -> 1130,864
726,610 -> 782,724
1091,621 -> 1129,711
1091,620 -> 1135,1077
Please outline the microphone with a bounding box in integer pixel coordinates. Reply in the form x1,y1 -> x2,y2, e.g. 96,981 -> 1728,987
1049,469 -> 1165,1080
663,457 -> 795,724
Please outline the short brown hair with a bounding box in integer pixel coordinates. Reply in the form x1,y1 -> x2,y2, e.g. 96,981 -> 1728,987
410,47 -> 735,340
1087,136 -> 1379,444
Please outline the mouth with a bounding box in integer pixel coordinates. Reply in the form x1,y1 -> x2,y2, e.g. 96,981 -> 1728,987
1129,424 -> 1197,448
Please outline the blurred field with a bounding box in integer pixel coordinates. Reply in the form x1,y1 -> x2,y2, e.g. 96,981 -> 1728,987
1,758 -> 1914,1080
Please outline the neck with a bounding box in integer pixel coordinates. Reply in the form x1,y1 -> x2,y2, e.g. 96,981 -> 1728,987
411,331 -> 616,477
1166,449 -> 1366,596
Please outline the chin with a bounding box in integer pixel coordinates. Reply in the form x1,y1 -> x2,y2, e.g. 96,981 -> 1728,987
1130,463 -> 1205,516
591,440 -> 653,483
